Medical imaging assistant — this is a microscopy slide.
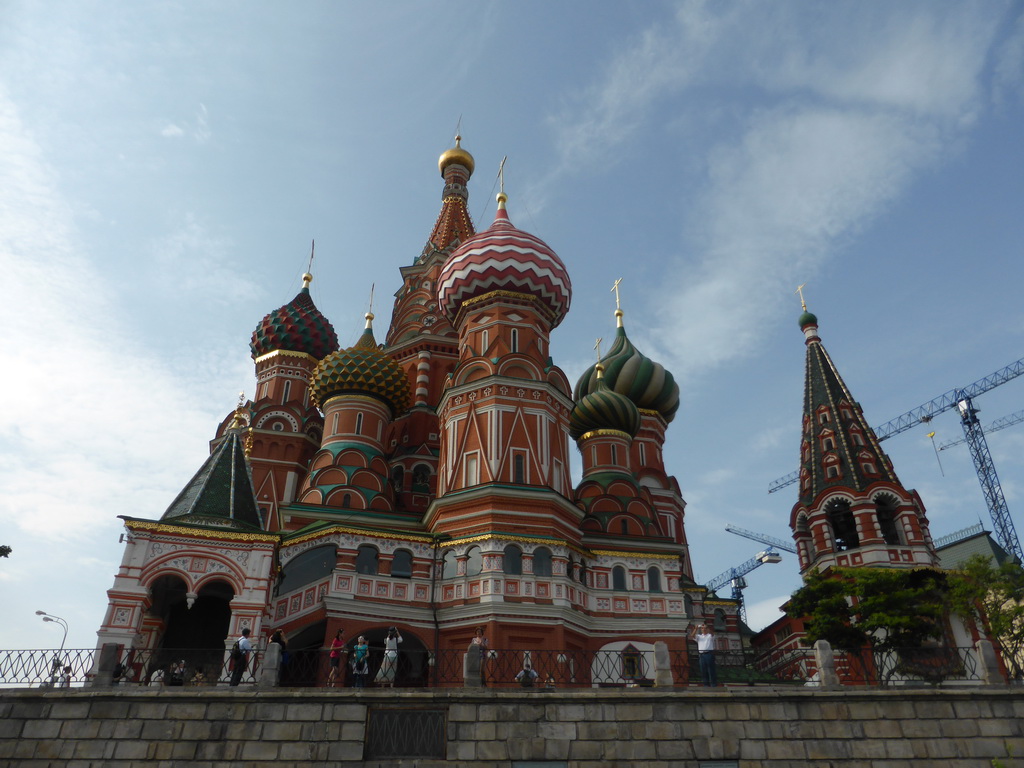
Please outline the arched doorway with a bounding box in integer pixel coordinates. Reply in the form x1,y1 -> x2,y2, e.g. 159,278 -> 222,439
147,575 -> 233,683
345,626 -> 431,688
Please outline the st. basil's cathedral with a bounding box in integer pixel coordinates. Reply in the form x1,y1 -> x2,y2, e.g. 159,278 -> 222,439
96,136 -> 954,683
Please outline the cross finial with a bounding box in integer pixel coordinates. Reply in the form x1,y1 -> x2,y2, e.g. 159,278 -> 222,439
307,240 -> 315,274
368,283 -> 375,315
498,156 -> 507,196
594,337 -> 603,362
302,240 -> 315,289
611,278 -> 623,309
795,283 -> 808,311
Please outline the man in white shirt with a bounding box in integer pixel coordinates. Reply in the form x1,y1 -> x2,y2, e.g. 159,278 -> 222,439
230,627 -> 253,687
689,622 -> 718,687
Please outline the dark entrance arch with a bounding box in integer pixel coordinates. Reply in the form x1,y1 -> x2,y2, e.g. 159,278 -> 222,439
345,627 -> 431,688
147,575 -> 233,683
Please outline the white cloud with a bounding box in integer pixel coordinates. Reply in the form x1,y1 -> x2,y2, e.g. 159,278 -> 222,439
160,123 -> 184,138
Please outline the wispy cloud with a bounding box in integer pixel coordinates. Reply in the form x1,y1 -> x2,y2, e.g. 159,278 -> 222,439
542,0 -> 1013,380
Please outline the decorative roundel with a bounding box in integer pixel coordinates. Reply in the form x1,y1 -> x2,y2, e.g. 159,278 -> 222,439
436,205 -> 572,328
310,327 -> 411,416
251,286 -> 339,360
570,377 -> 641,441
574,325 -> 680,424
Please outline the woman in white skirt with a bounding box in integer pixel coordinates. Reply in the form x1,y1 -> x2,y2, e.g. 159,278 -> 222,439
374,627 -> 402,687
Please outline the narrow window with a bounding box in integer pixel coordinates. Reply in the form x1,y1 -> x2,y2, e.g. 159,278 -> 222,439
513,453 -> 525,484
391,550 -> 413,579
355,413 -> 363,435
714,609 -> 726,631
510,328 -> 519,353
647,566 -> 662,593
466,546 -> 482,576
612,566 -> 627,591
638,442 -> 647,465
610,444 -> 618,465
533,547 -> 552,577
876,495 -> 901,545
826,498 -> 859,551
481,329 -> 489,354
282,380 -> 292,402
442,550 -> 457,579
356,545 -> 378,575
503,545 -> 523,575
465,454 -> 479,486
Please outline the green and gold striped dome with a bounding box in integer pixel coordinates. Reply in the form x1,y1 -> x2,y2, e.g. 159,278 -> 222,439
574,320 -> 680,424
570,370 -> 641,441
310,315 -> 411,416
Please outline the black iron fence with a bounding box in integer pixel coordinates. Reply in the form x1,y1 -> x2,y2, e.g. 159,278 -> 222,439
0,643 -> 1011,689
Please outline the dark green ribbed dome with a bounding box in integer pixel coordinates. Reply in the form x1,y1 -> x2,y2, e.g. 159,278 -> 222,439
798,310 -> 818,329
251,278 -> 339,360
310,318 -> 411,416
574,323 -> 680,423
570,375 -> 641,441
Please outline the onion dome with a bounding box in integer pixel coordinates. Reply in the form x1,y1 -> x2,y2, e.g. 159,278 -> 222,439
436,192 -> 572,328
250,273 -> 339,360
310,313 -> 411,416
798,309 -> 818,329
574,312 -> 680,423
570,365 -> 642,440
438,134 -> 475,176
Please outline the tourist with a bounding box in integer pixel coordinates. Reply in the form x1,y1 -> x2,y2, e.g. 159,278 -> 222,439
149,667 -> 165,686
471,626 -> 489,685
59,666 -> 72,688
374,627 -> 402,687
351,635 -> 369,688
229,627 -> 252,687
689,622 -> 718,687
515,661 -> 539,688
327,629 -> 345,688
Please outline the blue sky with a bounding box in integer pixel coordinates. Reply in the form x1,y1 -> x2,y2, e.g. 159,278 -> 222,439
2,1 -> 1023,651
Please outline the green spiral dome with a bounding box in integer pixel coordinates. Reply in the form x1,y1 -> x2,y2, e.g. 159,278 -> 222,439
250,284 -> 339,360
574,323 -> 680,424
570,375 -> 642,441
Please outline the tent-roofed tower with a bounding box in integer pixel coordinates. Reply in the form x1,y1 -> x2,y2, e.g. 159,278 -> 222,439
789,305 -> 938,573
383,136 -> 476,516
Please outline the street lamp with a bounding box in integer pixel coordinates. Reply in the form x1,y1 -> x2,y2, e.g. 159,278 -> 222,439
36,610 -> 69,686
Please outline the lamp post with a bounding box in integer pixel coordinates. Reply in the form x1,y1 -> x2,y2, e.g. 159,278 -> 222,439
36,610 -> 68,686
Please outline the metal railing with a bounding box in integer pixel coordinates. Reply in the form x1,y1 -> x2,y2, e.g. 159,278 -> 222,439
0,642 -> 1010,689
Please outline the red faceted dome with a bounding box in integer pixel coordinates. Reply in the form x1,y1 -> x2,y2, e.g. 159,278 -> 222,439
436,197 -> 571,328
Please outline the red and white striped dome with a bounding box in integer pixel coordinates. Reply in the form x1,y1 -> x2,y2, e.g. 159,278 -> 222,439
436,197 -> 572,328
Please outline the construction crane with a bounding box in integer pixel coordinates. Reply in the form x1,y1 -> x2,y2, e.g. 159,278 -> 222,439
705,549 -> 783,624
768,357 -> 1024,563
937,409 -> 1024,452
724,524 -> 797,553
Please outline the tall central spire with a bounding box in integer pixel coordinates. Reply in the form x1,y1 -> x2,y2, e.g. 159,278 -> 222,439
424,134 -> 476,257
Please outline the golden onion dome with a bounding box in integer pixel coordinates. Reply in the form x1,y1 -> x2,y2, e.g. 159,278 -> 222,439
438,135 -> 475,177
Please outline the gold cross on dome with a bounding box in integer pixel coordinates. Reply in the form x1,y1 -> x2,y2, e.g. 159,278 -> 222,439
594,337 -> 603,362
795,283 -> 808,311
610,278 -> 623,309
498,156 -> 507,196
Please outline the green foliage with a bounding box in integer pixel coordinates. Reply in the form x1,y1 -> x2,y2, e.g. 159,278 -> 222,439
0,545 -> 10,558
947,555 -> 1024,678
787,567 -> 948,652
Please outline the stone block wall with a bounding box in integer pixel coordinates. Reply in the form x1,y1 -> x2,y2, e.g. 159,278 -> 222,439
1,685 -> 1023,767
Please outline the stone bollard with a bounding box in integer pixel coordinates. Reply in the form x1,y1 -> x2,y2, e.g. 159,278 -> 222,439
258,643 -> 282,689
813,639 -> 842,690
464,643 -> 482,687
975,638 -> 1004,686
92,643 -> 120,689
653,641 -> 674,687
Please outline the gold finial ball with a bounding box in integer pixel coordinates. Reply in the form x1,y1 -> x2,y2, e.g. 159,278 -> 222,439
302,272 -> 313,283
496,191 -> 508,209
439,135 -> 475,177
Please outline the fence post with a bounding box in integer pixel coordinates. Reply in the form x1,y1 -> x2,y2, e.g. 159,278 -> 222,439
813,640 -> 842,689
653,641 -> 674,687
92,643 -> 120,689
258,644 -> 282,688
975,639 -> 1004,686
464,644 -> 482,687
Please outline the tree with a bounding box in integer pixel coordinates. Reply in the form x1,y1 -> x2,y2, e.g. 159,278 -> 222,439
0,545 -> 10,558
786,567 -> 948,652
947,554 -> 1024,679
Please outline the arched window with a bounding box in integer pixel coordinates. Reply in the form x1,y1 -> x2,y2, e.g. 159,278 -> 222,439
466,546 -> 482,576
612,566 -> 627,591
282,380 -> 292,402
342,493 -> 352,508
875,494 -> 902,546
683,594 -> 694,618
412,464 -> 430,490
356,545 -> 378,575
510,328 -> 519,353
825,498 -> 859,551
503,545 -> 522,575
391,465 -> 404,493
391,549 -> 413,579
713,609 -> 726,631
355,413 -> 363,435
533,547 -> 552,577
578,559 -> 587,586
513,453 -> 526,484
647,566 -> 662,593
442,550 -> 458,579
